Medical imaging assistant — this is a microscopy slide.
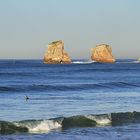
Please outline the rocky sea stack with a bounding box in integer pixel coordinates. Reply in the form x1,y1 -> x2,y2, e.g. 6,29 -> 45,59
44,40 -> 71,64
91,44 -> 115,63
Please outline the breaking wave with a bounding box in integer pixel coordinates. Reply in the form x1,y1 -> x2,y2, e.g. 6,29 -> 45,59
72,61 -> 95,64
1,111 -> 140,135
14,119 -> 62,133
72,59 -> 140,64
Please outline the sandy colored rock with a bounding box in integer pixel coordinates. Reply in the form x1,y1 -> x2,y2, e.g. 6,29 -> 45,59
44,40 -> 71,64
91,44 -> 115,63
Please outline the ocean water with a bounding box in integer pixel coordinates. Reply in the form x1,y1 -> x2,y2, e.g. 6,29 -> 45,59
0,59 -> 140,140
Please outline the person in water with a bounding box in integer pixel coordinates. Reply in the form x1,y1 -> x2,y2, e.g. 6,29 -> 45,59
25,96 -> 29,100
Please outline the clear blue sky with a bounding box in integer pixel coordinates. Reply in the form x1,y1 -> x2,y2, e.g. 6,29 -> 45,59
0,0 -> 140,59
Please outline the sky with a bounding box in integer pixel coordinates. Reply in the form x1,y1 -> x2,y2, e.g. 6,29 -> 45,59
0,0 -> 140,59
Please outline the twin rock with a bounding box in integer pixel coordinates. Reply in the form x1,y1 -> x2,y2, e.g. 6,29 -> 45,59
44,40 -> 115,64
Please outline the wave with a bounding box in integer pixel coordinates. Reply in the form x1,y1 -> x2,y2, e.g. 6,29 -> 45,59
133,60 -> 140,63
72,61 -> 95,64
116,60 -> 140,64
0,86 -> 21,92
1,111 -> 140,135
14,119 -> 62,133
0,72 -> 35,77
1,81 -> 140,93
72,59 -> 140,64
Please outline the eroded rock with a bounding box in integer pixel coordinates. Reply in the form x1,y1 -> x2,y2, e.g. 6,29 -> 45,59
91,44 -> 115,63
44,40 -> 71,64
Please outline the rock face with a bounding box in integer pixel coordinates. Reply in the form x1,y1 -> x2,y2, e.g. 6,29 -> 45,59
44,40 -> 71,64
91,44 -> 115,63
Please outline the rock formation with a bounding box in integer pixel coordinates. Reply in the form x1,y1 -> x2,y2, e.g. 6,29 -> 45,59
44,40 -> 71,64
91,44 -> 115,63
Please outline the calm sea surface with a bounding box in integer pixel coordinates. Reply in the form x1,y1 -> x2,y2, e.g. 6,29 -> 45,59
0,59 -> 140,140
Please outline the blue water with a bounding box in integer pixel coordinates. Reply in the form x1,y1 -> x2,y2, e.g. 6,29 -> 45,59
0,59 -> 140,140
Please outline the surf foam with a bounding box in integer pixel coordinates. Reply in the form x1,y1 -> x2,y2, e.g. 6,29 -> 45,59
85,114 -> 112,126
15,120 -> 62,133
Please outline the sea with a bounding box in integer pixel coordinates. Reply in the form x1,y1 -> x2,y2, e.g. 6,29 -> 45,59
0,59 -> 140,140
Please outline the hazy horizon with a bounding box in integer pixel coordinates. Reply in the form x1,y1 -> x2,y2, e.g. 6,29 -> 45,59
0,0 -> 140,59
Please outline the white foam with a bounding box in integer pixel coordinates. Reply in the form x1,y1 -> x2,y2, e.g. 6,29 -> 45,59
86,114 -> 112,126
72,61 -> 95,64
116,61 -> 140,64
28,120 -> 61,133
133,61 -> 140,63
15,120 -> 62,133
